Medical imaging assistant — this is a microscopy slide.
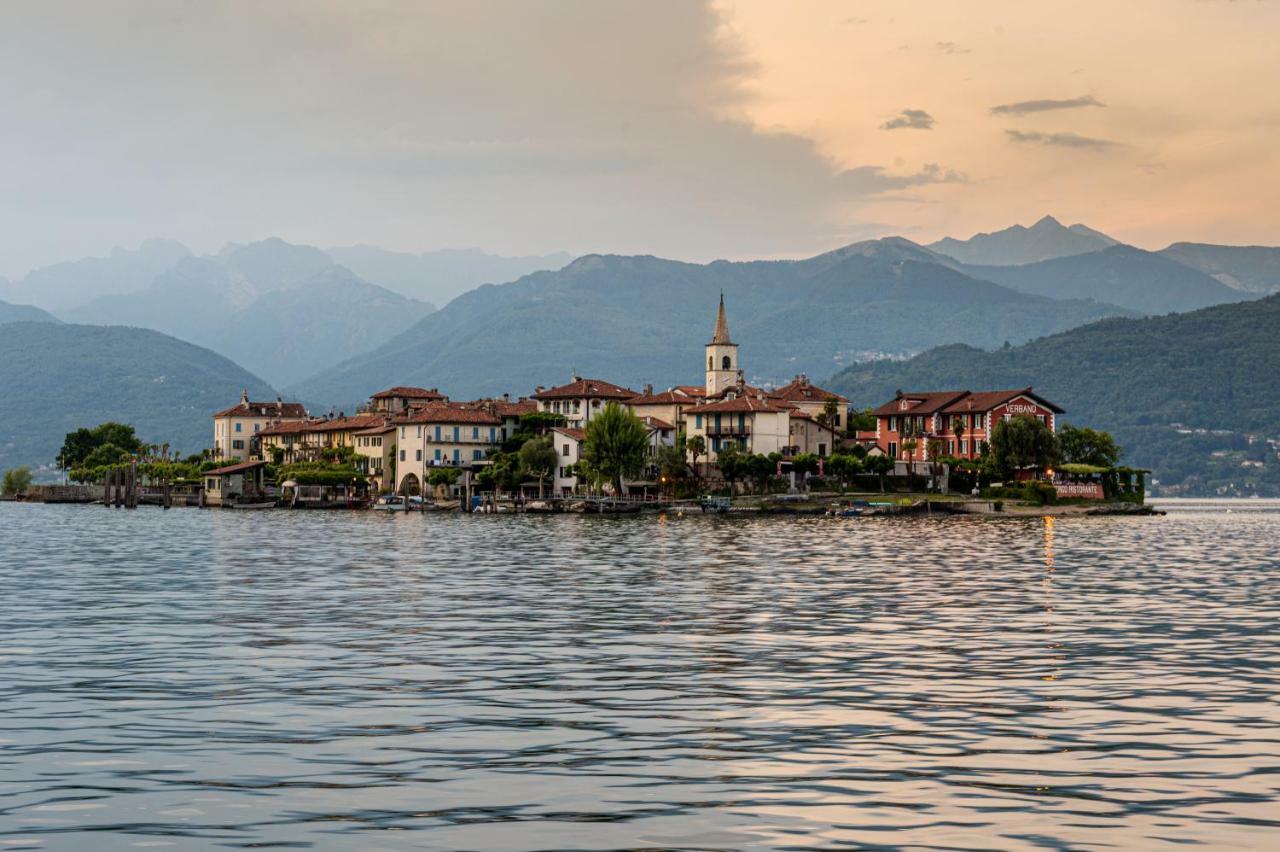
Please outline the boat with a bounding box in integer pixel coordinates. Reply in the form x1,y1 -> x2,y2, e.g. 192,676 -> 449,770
826,499 -> 870,517
373,495 -> 407,512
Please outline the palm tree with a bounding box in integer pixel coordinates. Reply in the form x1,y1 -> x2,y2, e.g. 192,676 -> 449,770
687,434 -> 706,481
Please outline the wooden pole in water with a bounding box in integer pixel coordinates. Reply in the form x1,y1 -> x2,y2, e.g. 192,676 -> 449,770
103,469 -> 111,506
163,476 -> 171,509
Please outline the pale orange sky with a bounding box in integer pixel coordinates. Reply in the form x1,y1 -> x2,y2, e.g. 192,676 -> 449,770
715,0 -> 1280,250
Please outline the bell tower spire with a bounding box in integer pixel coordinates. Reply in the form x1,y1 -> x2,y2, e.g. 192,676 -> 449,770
705,293 -> 740,397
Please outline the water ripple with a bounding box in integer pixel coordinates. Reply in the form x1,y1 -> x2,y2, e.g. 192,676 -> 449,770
1,501 -> 1278,849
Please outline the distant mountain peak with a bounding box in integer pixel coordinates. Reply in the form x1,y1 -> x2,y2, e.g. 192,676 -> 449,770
928,215 -> 1118,266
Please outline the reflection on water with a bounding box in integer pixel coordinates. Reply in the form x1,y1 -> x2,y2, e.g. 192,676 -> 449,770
2,501 -> 1279,849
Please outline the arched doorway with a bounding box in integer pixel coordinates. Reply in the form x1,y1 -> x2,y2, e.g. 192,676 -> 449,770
398,472 -> 421,496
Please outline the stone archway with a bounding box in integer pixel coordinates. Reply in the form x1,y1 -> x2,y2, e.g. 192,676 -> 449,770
398,472 -> 421,496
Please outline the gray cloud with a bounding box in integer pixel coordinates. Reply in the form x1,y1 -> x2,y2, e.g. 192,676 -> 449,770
881,109 -> 936,130
837,163 -> 967,193
990,95 -> 1105,116
1005,130 -> 1121,150
0,0 -> 928,274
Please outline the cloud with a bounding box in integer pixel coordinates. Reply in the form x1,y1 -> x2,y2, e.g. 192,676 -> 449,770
837,163 -> 967,193
935,42 -> 971,54
1005,130 -> 1121,150
990,95 -> 1106,116
881,109 -> 935,130
0,0 -> 916,271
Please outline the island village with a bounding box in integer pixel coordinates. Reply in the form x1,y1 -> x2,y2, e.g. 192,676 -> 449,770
150,296 -> 1142,515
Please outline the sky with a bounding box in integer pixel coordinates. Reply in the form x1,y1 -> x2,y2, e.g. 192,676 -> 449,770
2,0 -> 1278,277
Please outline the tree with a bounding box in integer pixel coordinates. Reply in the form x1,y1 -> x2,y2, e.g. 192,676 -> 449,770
865,454 -> 894,492
581,402 -> 649,496
57,422 -> 142,469
847,408 -> 877,435
989,415 -> 1060,480
427,466 -> 461,496
2,466 -> 33,496
828,453 -> 863,490
953,418 -> 966,454
686,434 -> 706,478
716,441 -> 747,494
791,452 -> 820,490
925,438 -> 945,492
744,453 -> 775,494
1057,424 -> 1122,468
817,396 -> 841,428
656,439 -> 691,494
518,436 -> 558,498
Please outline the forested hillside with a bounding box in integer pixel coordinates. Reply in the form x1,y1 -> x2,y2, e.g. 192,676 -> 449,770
827,294 -> 1280,496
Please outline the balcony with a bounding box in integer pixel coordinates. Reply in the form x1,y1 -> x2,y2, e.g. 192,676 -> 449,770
706,423 -> 751,437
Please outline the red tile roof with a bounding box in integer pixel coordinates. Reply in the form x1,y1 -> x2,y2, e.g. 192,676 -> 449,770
626,390 -> 700,406
641,416 -> 676,431
941,388 -> 1065,415
212,399 -> 307,419
259,413 -> 389,437
771,377 -> 849,404
533,377 -> 635,400
400,405 -> 502,425
370,386 -> 446,400
675,385 -> 708,398
871,391 -> 970,417
553,427 -> 587,442
687,396 -> 791,414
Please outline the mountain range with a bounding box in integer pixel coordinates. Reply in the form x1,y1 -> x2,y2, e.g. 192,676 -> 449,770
58,240 -> 435,387
0,299 -> 59,325
928,215 -> 1117,266
287,238 -> 1134,406
0,322 -> 278,472
826,293 -> 1280,496
1157,243 -> 1280,294
326,245 -> 572,307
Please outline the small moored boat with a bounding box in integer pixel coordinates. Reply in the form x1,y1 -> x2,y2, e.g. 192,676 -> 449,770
373,495 -> 407,512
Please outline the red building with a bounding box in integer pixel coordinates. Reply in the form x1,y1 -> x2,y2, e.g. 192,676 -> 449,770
872,387 -> 1064,466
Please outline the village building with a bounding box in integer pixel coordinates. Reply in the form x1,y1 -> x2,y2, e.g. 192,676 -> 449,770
872,387 -> 1064,469
787,410 -> 843,458
352,422 -> 397,493
212,391 -> 308,462
625,386 -> 705,428
258,413 -> 390,464
202,459 -> 268,506
533,377 -> 635,425
770,375 -> 849,430
367,386 -> 448,414
393,405 -> 503,495
683,394 -> 792,461
551,426 -> 586,496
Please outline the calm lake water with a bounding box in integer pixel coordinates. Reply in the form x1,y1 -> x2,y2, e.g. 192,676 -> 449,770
2,500 -> 1278,850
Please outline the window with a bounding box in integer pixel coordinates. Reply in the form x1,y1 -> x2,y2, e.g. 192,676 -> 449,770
452,449 -> 460,462
452,426 -> 460,442
889,416 -> 897,432
695,414 -> 702,428
415,450 -> 422,461
235,423 -> 242,433
434,449 -> 441,461
960,440 -> 968,454
435,426 -> 441,441
472,426 -> 479,439
416,426 -> 422,438
708,356 -> 713,370
888,441 -> 898,457
833,413 -> 841,427
473,449 -> 483,460
947,440 -> 955,454
489,428 -> 495,442
562,444 -> 570,456
722,355 -> 731,370
232,439 -> 244,450
399,450 -> 406,462
400,427 -> 405,439
818,443 -> 827,457
254,423 -> 260,433
206,478 -> 216,491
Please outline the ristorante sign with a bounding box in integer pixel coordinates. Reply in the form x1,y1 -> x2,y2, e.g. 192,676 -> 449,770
1054,481 -> 1104,499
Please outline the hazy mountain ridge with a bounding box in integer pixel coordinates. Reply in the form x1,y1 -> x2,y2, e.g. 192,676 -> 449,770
929,215 -> 1118,266
0,322 -> 279,471
0,239 -> 192,312
0,299 -> 60,324
326,245 -> 572,307
287,241 -> 1134,406
1157,242 -> 1280,294
826,293 -> 1280,496
957,244 -> 1246,315
60,240 -> 434,387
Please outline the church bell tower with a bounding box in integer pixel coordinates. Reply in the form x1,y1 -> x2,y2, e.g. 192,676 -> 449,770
705,294 -> 739,397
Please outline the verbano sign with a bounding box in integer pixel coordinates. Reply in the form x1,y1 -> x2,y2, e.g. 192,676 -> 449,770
1005,401 -> 1042,415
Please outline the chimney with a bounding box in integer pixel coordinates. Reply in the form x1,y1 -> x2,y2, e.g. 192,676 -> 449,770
502,393 -> 510,402
535,386 -> 546,395
240,388 -> 249,405
644,383 -> 653,396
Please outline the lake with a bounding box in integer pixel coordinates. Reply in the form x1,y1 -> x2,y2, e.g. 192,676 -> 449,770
2,500 -> 1278,849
